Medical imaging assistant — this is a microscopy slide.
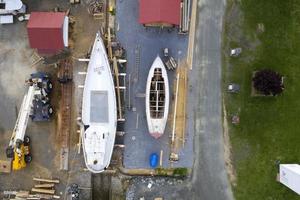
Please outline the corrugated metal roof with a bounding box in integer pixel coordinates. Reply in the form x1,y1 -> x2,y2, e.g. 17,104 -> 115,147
139,0 -> 181,25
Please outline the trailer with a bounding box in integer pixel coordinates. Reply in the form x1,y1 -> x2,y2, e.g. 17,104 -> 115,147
0,0 -> 26,15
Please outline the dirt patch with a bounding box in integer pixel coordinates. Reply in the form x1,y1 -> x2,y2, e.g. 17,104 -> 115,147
222,100 -> 237,187
225,1 -> 261,62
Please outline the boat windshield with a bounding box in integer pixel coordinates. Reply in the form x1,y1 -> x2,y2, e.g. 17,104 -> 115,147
90,91 -> 109,123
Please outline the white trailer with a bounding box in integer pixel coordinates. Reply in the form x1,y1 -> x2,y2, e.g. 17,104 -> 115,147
279,164 -> 300,195
0,0 -> 26,16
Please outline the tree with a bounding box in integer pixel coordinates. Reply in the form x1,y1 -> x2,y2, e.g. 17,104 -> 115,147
253,69 -> 284,96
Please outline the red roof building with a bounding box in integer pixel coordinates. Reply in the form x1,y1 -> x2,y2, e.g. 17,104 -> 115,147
27,12 -> 69,54
139,0 -> 181,27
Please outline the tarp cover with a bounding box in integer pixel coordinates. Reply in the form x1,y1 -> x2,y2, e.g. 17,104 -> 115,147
90,91 -> 108,123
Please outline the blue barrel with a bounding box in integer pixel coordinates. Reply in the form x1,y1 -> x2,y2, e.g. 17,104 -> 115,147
149,153 -> 159,168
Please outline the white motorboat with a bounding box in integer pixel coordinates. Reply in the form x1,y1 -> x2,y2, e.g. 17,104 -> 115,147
81,32 -> 117,173
146,56 -> 169,139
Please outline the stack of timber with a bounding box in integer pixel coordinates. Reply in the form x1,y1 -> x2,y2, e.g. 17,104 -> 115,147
179,0 -> 190,33
165,57 -> 177,70
31,177 -> 60,199
3,178 -> 60,199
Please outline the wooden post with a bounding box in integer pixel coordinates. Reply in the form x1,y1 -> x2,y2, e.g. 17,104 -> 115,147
107,28 -> 113,60
113,57 -> 123,120
172,73 -> 180,143
159,150 -> 163,167
182,67 -> 187,147
128,74 -> 131,109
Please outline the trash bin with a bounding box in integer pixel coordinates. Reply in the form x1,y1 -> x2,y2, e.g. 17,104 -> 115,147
149,153 -> 159,168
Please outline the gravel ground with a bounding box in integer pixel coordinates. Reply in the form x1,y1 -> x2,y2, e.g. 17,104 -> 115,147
126,177 -> 187,200
0,1 -> 99,199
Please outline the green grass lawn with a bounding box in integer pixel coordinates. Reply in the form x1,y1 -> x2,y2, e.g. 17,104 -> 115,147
224,0 -> 300,199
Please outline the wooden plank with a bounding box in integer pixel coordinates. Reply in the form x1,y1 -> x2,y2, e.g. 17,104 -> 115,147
16,191 -> 29,198
34,183 -> 55,188
31,188 -> 55,195
77,122 -> 84,154
113,57 -> 123,120
29,194 -> 60,199
159,150 -> 163,167
33,177 -> 59,184
107,28 -> 113,60
171,73 -> 180,143
172,63 -> 188,151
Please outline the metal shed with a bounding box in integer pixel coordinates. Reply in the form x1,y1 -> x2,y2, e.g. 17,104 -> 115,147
27,12 -> 68,54
139,0 -> 181,27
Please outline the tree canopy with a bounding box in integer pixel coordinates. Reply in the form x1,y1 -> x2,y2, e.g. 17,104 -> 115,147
253,69 -> 284,96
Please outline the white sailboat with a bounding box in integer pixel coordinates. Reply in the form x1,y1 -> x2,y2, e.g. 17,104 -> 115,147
81,32 -> 117,173
146,56 -> 170,139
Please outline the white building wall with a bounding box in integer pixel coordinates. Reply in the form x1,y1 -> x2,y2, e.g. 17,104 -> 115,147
280,164 -> 300,195
63,16 -> 69,47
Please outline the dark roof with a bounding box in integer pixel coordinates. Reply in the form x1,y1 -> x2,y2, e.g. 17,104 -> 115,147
27,12 -> 66,53
139,0 -> 181,25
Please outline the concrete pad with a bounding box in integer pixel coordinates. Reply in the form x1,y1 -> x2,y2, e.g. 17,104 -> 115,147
116,0 -> 193,169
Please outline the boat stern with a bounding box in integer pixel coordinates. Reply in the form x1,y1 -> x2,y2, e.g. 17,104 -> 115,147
148,119 -> 166,139
150,132 -> 163,139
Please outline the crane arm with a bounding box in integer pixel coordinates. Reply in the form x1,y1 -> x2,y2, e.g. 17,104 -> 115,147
8,86 -> 35,147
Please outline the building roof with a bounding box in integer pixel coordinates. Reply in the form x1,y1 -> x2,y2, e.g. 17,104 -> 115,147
139,0 -> 181,26
27,12 -> 65,28
27,12 -> 66,53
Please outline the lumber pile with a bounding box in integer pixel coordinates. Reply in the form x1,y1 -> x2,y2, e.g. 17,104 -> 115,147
165,57 -> 177,70
179,0 -> 190,33
4,178 -> 60,199
31,177 -> 60,197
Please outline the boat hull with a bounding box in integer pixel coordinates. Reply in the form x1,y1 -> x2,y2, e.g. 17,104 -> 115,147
146,56 -> 169,139
81,33 -> 117,173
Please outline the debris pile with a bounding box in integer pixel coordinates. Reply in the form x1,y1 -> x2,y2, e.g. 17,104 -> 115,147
88,0 -> 105,19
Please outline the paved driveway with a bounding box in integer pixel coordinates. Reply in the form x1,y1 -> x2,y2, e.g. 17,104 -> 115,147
116,0 -> 193,169
190,0 -> 234,199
